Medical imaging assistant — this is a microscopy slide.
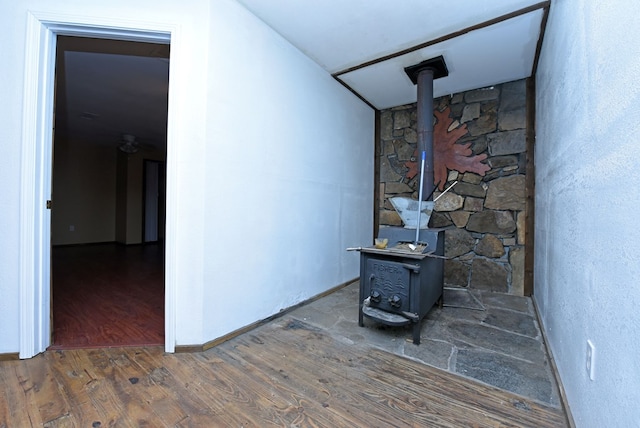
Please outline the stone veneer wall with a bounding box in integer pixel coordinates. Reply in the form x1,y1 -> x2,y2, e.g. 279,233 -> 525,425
378,79 -> 527,295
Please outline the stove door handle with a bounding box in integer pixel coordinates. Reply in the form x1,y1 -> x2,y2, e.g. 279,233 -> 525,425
402,311 -> 419,322
401,263 -> 420,273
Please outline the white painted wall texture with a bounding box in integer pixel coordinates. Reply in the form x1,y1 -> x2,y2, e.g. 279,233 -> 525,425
0,0 -> 373,353
0,1 -> 24,353
535,1 -> 640,425
200,0 -> 374,344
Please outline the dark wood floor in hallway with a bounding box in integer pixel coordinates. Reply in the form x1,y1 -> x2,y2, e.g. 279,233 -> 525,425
50,243 -> 164,349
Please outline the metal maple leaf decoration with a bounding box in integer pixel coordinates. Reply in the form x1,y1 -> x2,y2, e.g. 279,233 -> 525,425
405,106 -> 490,191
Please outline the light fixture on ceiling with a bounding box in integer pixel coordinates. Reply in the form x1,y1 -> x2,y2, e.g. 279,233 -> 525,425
118,134 -> 139,154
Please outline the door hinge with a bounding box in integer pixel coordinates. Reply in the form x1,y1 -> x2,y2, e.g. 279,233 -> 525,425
46,200 -> 52,209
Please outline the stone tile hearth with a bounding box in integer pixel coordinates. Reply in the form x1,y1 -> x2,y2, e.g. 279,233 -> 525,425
288,281 -> 562,408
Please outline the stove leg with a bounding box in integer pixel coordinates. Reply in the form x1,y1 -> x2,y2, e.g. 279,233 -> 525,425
412,322 -> 421,345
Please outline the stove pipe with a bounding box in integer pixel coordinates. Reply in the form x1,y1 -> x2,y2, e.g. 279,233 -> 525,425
417,69 -> 435,199
404,56 -> 449,200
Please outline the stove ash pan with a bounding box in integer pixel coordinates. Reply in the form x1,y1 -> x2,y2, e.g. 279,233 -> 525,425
358,228 -> 444,345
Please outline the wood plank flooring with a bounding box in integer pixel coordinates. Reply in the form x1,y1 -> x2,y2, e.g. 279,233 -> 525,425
50,243 -> 164,349
1,317 -> 568,427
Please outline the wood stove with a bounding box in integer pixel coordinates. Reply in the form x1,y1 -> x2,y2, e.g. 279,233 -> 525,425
358,227 -> 444,345
356,56 -> 448,345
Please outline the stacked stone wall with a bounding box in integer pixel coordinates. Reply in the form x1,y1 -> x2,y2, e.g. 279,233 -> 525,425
378,80 -> 527,295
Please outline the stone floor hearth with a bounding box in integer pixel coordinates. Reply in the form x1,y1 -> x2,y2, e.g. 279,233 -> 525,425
288,280 -> 562,408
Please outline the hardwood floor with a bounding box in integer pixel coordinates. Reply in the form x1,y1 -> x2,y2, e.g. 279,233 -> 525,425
50,243 -> 164,349
0,316 -> 568,427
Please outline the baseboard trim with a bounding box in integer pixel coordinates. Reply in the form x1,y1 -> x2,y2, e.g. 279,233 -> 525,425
532,297 -> 576,428
52,241 -> 158,248
52,241 -> 117,248
0,352 -> 20,361
175,278 -> 358,353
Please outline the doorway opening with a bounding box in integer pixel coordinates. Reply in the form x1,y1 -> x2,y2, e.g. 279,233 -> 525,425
143,160 -> 166,244
49,36 -> 169,349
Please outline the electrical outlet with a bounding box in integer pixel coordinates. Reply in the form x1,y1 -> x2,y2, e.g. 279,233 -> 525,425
69,225 -> 75,232
586,340 -> 596,381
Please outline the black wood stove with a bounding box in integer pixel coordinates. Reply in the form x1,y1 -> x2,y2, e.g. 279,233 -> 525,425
358,227 -> 444,345
357,56 -> 448,345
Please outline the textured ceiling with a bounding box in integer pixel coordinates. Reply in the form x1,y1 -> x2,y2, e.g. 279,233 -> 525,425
236,0 -> 546,73
237,0 -> 548,109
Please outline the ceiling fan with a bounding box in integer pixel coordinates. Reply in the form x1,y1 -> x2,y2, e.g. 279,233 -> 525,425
118,134 -> 140,154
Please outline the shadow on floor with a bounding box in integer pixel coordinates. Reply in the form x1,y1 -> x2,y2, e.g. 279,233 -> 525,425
288,281 -> 561,408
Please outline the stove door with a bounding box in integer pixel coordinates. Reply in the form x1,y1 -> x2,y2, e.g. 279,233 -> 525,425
365,258 -> 418,314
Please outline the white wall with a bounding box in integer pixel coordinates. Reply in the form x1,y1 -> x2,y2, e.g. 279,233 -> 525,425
198,0 -> 373,343
535,1 -> 640,425
0,0 -> 373,353
0,2 -> 25,353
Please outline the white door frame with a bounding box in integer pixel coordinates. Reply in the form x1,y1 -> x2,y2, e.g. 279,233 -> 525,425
20,11 -> 179,357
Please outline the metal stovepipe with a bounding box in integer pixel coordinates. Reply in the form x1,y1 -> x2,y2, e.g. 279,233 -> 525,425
416,68 -> 435,201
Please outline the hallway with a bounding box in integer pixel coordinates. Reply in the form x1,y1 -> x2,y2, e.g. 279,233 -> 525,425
50,243 -> 164,349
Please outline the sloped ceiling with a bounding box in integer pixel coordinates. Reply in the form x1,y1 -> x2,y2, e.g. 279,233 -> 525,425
236,0 -> 549,109
56,1 -> 549,150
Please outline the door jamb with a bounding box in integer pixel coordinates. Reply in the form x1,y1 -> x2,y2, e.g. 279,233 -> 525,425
20,11 -> 178,357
